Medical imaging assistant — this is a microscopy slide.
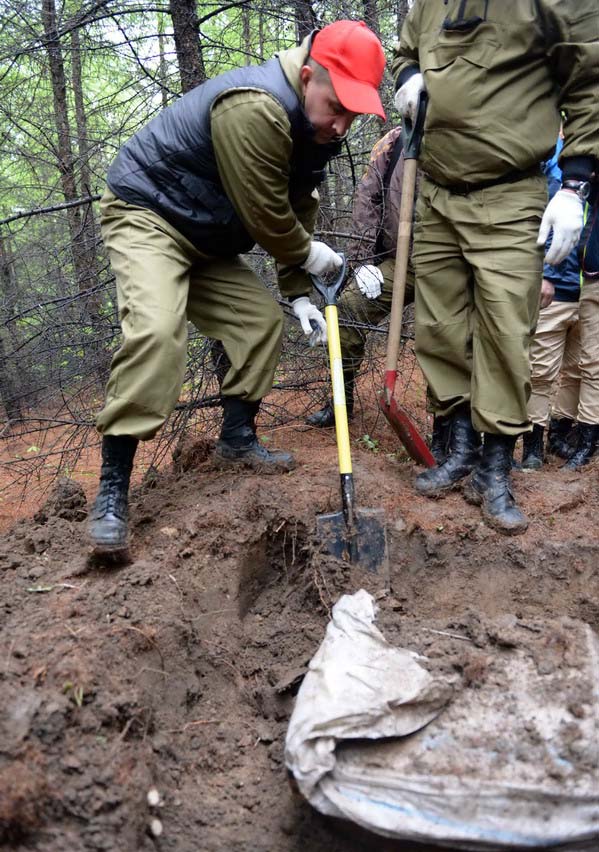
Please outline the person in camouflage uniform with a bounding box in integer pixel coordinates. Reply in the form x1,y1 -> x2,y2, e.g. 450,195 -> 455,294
306,126 -> 452,462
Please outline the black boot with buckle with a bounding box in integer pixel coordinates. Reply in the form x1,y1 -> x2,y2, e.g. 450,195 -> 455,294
88,435 -> 138,553
463,434 -> 528,535
562,423 -> 599,470
521,423 -> 544,470
414,406 -> 481,497
307,369 -> 355,428
216,397 -> 295,473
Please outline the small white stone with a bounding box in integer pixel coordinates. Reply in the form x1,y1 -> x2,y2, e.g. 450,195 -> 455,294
149,817 -> 163,837
147,788 -> 161,807
160,526 -> 179,538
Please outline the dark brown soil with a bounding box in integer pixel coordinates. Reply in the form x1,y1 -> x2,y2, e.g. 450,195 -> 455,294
1,413 -> 598,852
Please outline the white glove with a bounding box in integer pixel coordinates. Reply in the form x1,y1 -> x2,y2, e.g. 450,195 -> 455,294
355,264 -> 384,299
301,241 -> 343,277
537,189 -> 584,266
394,72 -> 425,124
292,296 -> 327,345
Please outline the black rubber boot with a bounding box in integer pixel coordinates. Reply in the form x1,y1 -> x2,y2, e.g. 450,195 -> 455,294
521,423 -> 544,470
429,414 -> 452,465
215,397 -> 295,473
547,417 -> 575,459
88,435 -> 138,553
306,370 -> 355,428
414,407 -> 481,497
463,434 -> 528,535
562,423 -> 599,470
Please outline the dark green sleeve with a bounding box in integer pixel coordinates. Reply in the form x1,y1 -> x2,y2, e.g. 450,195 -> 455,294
211,90 -> 313,268
277,188 -> 320,299
391,5 -> 421,89
544,0 -> 599,164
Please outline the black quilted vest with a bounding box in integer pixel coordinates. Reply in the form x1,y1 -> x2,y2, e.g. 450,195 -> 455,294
106,57 -> 341,255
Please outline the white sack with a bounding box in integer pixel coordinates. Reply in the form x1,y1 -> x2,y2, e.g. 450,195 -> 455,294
285,590 -> 599,850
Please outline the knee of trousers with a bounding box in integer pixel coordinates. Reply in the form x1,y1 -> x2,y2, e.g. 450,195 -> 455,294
415,319 -> 470,361
110,315 -> 188,397
262,302 -> 284,352
338,325 -> 366,364
127,316 -> 188,366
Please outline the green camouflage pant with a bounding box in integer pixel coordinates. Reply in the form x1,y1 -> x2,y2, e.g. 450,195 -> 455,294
336,257 -> 415,373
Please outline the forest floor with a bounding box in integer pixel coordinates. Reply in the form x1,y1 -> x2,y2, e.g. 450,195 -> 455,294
1,383 -> 599,852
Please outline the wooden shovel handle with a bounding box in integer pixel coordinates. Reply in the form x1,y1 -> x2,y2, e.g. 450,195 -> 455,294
384,158 -> 418,376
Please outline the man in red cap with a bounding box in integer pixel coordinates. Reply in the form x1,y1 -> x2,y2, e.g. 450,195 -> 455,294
88,21 -> 386,554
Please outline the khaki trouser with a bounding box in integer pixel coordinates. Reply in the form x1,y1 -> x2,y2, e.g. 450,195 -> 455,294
412,176 -> 546,435
528,300 -> 580,426
336,258 -> 415,373
577,279 -> 599,424
96,191 -> 283,439
529,280 -> 599,426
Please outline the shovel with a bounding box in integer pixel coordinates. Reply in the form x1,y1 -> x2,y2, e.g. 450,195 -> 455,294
310,256 -> 388,575
379,92 -> 435,468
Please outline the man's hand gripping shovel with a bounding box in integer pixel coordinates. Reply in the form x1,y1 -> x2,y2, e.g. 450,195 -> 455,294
310,257 -> 388,576
379,92 -> 435,467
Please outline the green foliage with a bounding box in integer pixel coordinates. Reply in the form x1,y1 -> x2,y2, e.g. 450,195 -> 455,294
358,434 -> 380,453
0,1 -> 415,468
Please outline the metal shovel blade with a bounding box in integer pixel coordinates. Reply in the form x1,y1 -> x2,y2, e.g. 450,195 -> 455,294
379,388 -> 435,467
316,507 -> 388,575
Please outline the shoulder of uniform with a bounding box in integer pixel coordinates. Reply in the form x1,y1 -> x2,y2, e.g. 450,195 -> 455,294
370,126 -> 401,164
211,88 -> 290,124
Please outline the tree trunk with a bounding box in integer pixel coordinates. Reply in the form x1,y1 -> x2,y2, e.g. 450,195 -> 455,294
157,13 -> 170,108
242,6 -> 251,62
70,25 -> 100,304
363,0 -> 380,34
169,0 -> 206,93
0,232 -> 23,423
41,0 -> 90,298
258,8 -> 264,60
293,0 -> 316,43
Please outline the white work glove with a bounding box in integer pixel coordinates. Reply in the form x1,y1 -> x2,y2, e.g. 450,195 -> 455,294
537,189 -> 584,266
292,296 -> 327,345
301,241 -> 343,277
394,72 -> 425,124
355,264 -> 384,300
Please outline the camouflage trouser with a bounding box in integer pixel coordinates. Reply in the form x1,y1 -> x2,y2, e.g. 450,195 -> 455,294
412,175 -> 546,435
336,257 -> 415,373
96,190 -> 283,439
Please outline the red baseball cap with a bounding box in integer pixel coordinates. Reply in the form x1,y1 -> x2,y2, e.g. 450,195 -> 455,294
310,20 -> 386,120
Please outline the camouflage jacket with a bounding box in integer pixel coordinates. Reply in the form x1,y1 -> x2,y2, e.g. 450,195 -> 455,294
349,126 -> 420,265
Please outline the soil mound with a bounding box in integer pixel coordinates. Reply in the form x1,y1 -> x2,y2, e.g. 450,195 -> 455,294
1,431 -> 598,851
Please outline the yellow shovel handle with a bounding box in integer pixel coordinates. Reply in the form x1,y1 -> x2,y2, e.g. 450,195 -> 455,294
325,304 -> 352,476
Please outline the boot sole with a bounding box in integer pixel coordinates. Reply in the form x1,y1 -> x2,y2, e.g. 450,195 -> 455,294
481,509 -> 528,536
213,454 -> 296,475
414,477 -> 468,499
88,539 -> 131,564
463,483 -> 528,534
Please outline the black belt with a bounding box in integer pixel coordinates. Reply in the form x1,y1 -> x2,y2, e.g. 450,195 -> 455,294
433,165 -> 542,196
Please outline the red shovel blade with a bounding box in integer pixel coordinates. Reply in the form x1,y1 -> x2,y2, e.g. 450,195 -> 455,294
378,373 -> 435,467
